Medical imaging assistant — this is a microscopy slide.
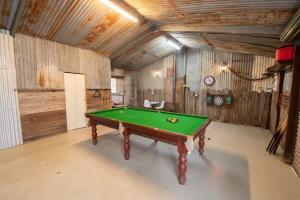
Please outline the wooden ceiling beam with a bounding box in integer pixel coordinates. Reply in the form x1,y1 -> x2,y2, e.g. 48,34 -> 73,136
160,24 -> 284,35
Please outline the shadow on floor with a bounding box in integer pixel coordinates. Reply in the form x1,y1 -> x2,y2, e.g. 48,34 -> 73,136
76,131 -> 251,200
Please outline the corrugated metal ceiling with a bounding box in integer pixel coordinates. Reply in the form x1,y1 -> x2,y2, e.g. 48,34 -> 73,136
125,0 -> 299,25
0,0 -> 299,69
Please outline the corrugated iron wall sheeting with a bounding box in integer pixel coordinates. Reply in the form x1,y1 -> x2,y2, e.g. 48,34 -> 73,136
0,30 -> 23,150
137,54 -> 175,90
0,69 -> 23,149
175,47 -> 186,78
231,53 -> 254,91
0,29 -> 14,69
185,49 -> 274,92
252,55 -> 275,92
283,71 -> 293,93
137,58 -> 165,90
147,48 -> 274,93
14,34 -> 111,89
186,48 -> 200,92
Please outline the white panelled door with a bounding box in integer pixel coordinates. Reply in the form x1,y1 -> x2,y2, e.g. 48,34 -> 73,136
64,73 -> 87,131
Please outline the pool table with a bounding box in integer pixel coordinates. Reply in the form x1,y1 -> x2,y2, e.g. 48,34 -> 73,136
85,107 -> 210,185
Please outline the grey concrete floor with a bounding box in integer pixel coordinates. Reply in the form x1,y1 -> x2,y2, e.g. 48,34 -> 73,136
0,121 -> 299,200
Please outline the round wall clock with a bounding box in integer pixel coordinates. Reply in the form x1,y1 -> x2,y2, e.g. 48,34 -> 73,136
204,76 -> 215,86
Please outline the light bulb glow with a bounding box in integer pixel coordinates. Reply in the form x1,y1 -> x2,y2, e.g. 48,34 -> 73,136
99,0 -> 138,22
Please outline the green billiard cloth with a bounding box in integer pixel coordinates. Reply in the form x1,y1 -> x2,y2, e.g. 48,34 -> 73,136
88,107 -> 208,136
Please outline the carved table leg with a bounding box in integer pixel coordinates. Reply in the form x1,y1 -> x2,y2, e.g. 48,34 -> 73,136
198,130 -> 205,155
123,127 -> 130,160
177,140 -> 187,185
91,120 -> 97,145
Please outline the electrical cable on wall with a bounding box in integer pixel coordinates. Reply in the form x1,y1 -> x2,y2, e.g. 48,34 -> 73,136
228,67 -> 273,81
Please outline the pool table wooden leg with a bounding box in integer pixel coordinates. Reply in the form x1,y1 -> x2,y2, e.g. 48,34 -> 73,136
123,127 -> 130,160
198,130 -> 205,154
91,120 -> 97,145
177,140 -> 187,185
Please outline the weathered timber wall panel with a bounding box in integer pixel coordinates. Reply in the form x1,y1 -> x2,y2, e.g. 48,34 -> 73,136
19,88 -> 112,140
185,49 -> 274,128
137,54 -> 175,111
18,91 -> 66,115
137,89 -> 164,107
292,74 -> 300,176
14,34 -> 111,140
21,110 -> 67,140
164,54 -> 175,105
137,48 -> 275,128
269,91 -> 279,133
115,78 -> 124,94
86,89 -> 112,112
14,34 -> 111,89
111,68 -> 137,106
137,59 -> 165,90
175,48 -> 186,113
294,113 -> 300,176
18,90 -> 67,140
124,74 -> 137,106
292,86 -> 300,176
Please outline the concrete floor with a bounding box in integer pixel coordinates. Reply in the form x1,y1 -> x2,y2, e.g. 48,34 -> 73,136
0,122 -> 299,200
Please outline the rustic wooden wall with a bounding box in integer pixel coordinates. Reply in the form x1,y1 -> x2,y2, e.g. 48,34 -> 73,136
18,90 -> 67,140
14,34 -> 111,89
14,34 -> 111,140
137,54 -> 175,111
175,48 -> 187,113
269,91 -> 279,133
86,89 -> 112,112
184,49 -> 274,128
136,48 -> 275,128
185,89 -> 271,128
111,68 -> 137,106
292,87 -> 300,176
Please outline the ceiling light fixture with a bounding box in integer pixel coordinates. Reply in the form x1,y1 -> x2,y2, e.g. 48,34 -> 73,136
99,0 -> 138,23
167,40 -> 181,50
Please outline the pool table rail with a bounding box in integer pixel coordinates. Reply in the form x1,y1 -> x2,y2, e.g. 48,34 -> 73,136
85,111 -> 211,185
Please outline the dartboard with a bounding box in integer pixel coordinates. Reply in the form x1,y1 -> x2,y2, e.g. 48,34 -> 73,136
214,96 -> 224,106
